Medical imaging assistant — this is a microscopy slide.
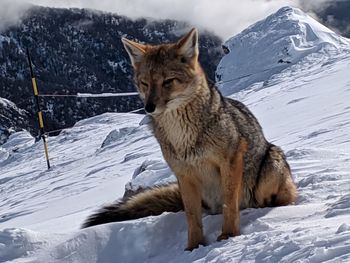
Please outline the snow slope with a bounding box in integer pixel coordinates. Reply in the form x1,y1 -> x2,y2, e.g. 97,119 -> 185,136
0,98 -> 29,145
1,6 -> 350,263
216,6 -> 350,96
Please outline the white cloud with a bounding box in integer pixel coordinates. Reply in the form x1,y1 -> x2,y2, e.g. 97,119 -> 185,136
0,0 -> 31,32
0,0 -> 333,39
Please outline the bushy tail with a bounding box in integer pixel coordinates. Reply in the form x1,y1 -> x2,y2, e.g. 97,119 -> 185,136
82,183 -> 183,228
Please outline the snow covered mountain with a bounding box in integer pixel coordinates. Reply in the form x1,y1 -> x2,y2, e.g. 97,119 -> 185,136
216,6 -> 350,95
0,5 -> 222,140
1,6 -> 350,263
0,98 -> 31,145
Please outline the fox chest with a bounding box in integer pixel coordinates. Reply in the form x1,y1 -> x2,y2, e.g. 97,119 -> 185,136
154,117 -> 205,161
154,116 -> 224,213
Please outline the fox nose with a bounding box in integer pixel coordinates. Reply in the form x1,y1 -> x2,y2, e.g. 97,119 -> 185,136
145,103 -> 156,113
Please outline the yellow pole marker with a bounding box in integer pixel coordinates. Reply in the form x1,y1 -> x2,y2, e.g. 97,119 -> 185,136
32,78 -> 39,96
38,111 -> 44,129
43,140 -> 50,161
27,48 -> 51,169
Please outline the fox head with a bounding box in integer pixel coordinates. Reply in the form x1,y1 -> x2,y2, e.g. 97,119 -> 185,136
122,28 -> 204,115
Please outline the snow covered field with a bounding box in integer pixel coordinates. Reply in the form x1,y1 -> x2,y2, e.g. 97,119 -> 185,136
1,7 -> 350,263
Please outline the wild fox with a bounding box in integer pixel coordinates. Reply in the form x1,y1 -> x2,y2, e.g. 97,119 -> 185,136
83,28 -> 297,250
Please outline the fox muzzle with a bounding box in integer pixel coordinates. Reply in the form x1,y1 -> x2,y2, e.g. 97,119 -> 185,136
145,102 -> 156,113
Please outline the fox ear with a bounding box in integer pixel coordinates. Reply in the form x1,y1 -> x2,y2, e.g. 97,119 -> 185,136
122,37 -> 147,67
176,28 -> 199,64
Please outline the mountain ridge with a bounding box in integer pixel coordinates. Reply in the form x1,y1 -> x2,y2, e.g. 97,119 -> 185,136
0,5 -> 222,143
216,6 -> 350,96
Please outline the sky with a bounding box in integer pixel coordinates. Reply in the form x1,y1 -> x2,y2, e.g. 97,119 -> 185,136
0,0 -> 334,39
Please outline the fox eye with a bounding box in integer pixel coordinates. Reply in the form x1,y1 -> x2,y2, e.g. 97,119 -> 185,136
162,78 -> 175,88
140,81 -> 149,87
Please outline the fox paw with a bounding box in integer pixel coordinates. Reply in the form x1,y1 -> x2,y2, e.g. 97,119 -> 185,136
217,231 -> 239,242
185,240 -> 206,251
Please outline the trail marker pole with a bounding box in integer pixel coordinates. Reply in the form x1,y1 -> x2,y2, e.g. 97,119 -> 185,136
26,48 -> 51,169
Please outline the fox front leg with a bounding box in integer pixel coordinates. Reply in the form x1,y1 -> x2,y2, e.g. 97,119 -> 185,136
217,139 -> 247,241
177,171 -> 205,251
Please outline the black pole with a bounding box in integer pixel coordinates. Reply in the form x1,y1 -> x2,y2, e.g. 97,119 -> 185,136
26,48 -> 51,169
